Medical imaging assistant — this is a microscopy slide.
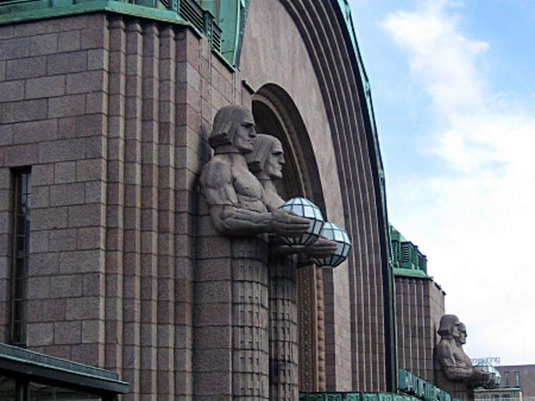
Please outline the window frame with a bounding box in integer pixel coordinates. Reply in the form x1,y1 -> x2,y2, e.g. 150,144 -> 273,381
9,168 -> 31,346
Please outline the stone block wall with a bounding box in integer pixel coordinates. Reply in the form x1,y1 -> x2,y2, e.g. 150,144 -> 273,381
0,12 -> 246,401
395,275 -> 445,382
0,3 -> 397,398
0,14 -> 110,363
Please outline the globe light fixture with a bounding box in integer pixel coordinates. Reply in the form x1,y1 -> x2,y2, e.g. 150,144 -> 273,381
278,197 -> 325,247
310,222 -> 351,268
474,362 -> 501,389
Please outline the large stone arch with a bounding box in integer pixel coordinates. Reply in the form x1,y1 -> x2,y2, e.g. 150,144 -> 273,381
252,83 -> 328,392
240,0 -> 395,392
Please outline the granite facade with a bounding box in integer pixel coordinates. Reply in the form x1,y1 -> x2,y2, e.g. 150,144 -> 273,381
0,1 -> 395,399
395,275 -> 446,382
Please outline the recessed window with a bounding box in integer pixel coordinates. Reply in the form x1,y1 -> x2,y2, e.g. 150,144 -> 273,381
10,169 -> 31,346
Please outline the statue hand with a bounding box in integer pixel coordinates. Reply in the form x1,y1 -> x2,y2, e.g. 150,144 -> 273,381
469,368 -> 492,387
303,237 -> 338,258
270,210 -> 311,237
473,369 -> 491,381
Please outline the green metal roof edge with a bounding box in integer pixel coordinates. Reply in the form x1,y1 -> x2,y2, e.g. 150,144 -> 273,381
393,268 -> 429,279
0,0 -> 193,29
333,0 -> 396,391
201,0 -> 249,67
335,0 -> 390,258
0,343 -> 129,394
336,0 -> 386,180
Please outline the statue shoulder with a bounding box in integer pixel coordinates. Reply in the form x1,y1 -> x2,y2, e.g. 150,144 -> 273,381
201,157 -> 232,188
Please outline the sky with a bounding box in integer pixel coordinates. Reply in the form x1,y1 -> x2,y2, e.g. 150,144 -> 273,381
348,0 -> 535,365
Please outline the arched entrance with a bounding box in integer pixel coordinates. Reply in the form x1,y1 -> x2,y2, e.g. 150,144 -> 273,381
252,84 -> 328,394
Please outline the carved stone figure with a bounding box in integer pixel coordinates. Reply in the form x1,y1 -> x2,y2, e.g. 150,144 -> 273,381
246,133 -> 337,260
246,133 -> 286,210
245,133 -> 337,401
200,106 -> 311,237
435,314 -> 491,400
199,107 -> 316,400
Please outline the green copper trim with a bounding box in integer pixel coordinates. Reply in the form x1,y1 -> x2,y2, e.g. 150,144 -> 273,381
212,47 -> 236,72
216,0 -> 241,65
390,225 -> 428,276
393,268 -> 429,278
241,79 -> 256,94
198,0 -> 250,66
0,0 -> 189,27
0,343 -> 129,394
299,393 -> 422,401
334,0 -> 397,391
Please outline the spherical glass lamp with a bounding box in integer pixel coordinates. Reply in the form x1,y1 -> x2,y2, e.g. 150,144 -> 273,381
474,362 -> 501,388
310,222 -> 351,267
278,197 -> 325,247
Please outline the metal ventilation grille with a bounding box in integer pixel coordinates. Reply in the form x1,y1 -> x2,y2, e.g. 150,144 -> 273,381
211,23 -> 222,52
179,0 -> 203,32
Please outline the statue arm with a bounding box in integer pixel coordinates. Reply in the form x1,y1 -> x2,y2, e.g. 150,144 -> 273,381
437,342 -> 473,379
201,160 -> 311,236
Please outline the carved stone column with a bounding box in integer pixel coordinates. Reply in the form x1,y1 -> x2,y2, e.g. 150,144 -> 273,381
268,255 -> 299,401
232,237 -> 270,400
298,264 -> 327,392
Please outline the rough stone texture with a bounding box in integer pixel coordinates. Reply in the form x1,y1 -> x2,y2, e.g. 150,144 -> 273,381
269,256 -> 299,401
241,0 -> 392,391
0,2 -> 395,400
395,275 -> 445,382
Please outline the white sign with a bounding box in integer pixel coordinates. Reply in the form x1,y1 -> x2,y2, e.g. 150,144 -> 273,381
472,357 -> 501,366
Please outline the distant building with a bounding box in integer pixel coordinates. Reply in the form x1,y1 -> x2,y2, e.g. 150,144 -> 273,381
391,225 -> 446,383
475,365 -> 535,401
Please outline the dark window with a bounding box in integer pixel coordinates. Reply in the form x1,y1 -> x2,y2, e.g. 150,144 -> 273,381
492,395 -> 500,401
0,376 -> 103,401
10,169 -> 31,346
28,382 -> 102,401
504,372 -> 509,387
515,371 -> 520,387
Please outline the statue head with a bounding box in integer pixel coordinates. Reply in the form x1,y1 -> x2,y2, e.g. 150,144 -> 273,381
438,314 -> 461,338
209,105 -> 256,154
457,322 -> 467,345
246,134 -> 285,180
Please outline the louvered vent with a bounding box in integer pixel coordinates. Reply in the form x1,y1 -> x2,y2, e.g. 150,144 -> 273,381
179,0 -> 203,32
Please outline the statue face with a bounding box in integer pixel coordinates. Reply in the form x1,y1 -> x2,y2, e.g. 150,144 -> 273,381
264,141 -> 285,179
233,113 -> 256,154
452,321 -> 461,339
458,323 -> 467,344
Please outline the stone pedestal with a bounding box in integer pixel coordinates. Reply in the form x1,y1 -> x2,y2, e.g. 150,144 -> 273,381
268,255 -> 298,401
435,370 -> 476,401
232,238 -> 270,400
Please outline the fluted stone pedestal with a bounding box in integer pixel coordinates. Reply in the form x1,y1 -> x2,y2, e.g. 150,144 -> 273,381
232,237 -> 270,400
268,255 -> 298,401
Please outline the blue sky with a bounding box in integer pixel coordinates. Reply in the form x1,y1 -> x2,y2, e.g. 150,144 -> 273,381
348,0 -> 535,365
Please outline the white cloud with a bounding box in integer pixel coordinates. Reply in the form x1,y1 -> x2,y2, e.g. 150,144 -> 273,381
381,0 -> 488,117
381,0 -> 535,364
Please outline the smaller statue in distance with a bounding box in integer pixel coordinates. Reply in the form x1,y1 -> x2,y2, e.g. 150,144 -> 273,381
436,314 -> 491,387
200,106 -> 311,238
245,133 -> 337,260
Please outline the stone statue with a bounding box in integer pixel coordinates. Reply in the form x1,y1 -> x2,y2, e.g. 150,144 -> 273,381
244,133 -> 338,401
200,106 -> 311,237
245,133 -> 337,259
435,315 -> 491,387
